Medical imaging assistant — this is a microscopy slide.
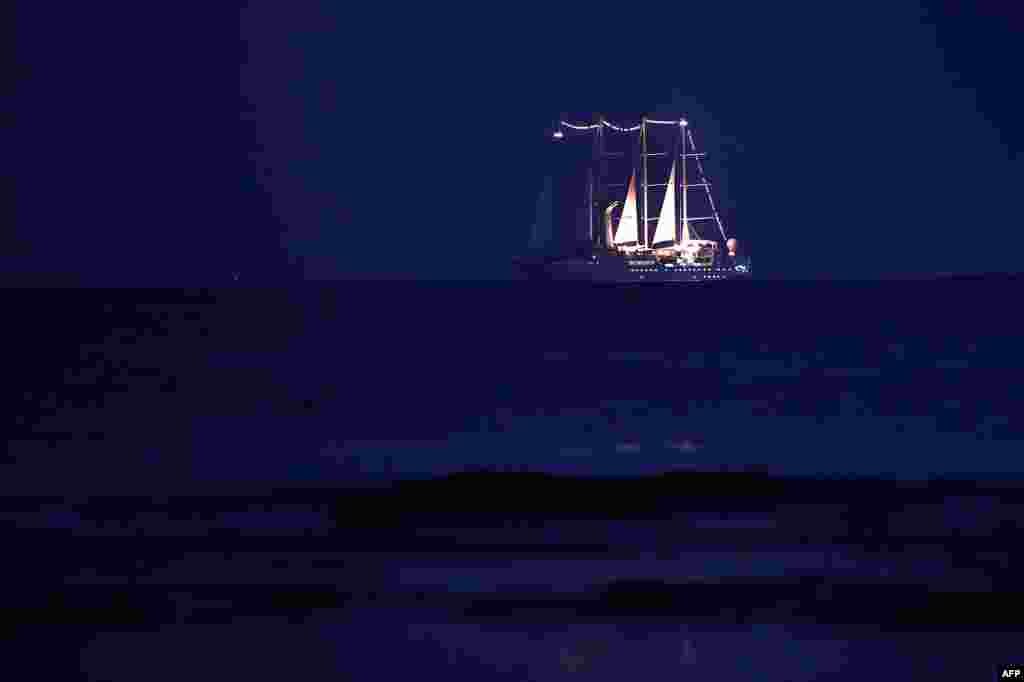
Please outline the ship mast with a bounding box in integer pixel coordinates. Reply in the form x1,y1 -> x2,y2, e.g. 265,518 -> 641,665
641,116 -> 649,249
594,117 -> 605,248
586,143 -> 595,246
680,120 -> 688,242
588,115 -> 602,248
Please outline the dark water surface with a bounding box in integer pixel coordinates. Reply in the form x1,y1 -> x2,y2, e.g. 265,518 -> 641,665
6,278 -> 1022,679
8,277 -> 1023,487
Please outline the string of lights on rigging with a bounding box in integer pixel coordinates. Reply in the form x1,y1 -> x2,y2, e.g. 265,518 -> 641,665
554,118 -> 687,138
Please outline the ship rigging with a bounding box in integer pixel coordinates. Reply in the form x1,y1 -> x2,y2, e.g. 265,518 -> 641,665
522,114 -> 750,282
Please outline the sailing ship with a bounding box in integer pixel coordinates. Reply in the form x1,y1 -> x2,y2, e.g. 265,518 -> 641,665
518,115 -> 750,282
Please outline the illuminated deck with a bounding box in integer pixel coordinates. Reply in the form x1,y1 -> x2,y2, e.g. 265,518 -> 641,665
525,256 -> 751,282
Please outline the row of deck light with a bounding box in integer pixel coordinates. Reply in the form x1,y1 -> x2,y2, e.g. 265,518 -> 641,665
625,269 -> 729,279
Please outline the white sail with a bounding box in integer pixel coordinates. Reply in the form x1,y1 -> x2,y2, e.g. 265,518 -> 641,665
613,173 -> 639,245
651,162 -> 677,246
604,201 -> 619,248
681,220 -> 691,242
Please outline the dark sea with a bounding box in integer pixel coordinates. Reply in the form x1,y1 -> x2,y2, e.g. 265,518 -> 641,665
6,277 -> 1022,680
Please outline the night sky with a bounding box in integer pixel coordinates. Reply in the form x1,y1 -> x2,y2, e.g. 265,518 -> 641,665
13,1 -> 1023,283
